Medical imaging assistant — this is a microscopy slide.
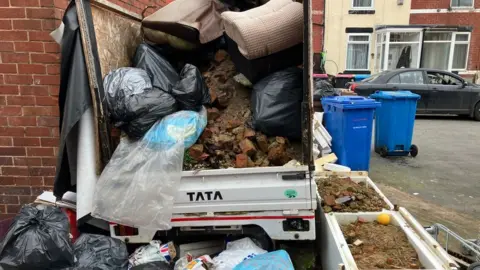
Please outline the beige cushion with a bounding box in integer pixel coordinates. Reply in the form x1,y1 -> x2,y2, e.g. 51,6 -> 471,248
142,0 -> 226,44
222,0 -> 303,60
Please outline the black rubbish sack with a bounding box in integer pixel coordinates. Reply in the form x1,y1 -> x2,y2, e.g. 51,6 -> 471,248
104,67 -> 177,139
133,43 -> 179,93
72,233 -> 129,270
171,64 -> 211,111
313,79 -> 340,100
252,67 -> 303,139
0,205 -> 74,270
130,261 -> 171,270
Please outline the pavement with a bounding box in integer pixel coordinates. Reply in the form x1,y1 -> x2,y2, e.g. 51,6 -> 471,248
369,115 -> 480,238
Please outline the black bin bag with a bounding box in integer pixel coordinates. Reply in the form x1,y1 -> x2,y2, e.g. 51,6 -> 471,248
313,79 -> 339,100
0,205 -> 74,270
104,67 -> 177,139
251,67 -> 303,139
72,234 -> 129,270
172,64 -> 211,111
133,43 -> 179,93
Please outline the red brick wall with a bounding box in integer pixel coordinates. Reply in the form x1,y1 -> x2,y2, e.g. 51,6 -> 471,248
312,0 -> 324,53
0,0 -> 165,220
410,0 -> 480,70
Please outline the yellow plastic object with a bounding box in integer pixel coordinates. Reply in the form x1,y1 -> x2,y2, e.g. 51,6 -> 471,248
377,213 -> 391,225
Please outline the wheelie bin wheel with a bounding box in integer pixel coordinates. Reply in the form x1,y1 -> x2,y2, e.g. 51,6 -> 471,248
467,262 -> 480,270
410,144 -> 419,157
379,146 -> 388,158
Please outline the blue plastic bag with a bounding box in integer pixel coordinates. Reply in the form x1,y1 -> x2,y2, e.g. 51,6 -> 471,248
233,250 -> 294,270
143,107 -> 207,149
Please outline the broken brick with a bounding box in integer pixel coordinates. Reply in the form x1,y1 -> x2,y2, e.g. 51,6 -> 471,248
247,156 -> 255,167
214,49 -> 228,63
256,134 -> 269,153
226,119 -> 243,129
188,144 -> 208,161
323,195 -> 336,206
200,128 -> 213,140
235,154 -> 248,168
267,145 -> 289,166
239,138 -> 256,156
243,128 -> 255,139
207,108 -> 221,121
276,136 -> 287,145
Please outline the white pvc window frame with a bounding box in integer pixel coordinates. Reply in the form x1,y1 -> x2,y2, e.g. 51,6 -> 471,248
351,0 -> 374,10
423,31 -> 470,71
450,0 -> 474,8
345,33 -> 371,71
373,28 -> 423,73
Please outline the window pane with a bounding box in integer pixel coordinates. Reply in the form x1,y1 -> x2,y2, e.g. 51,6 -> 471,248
452,44 -> 468,69
390,32 -> 420,42
353,0 -> 372,7
455,34 -> 469,41
399,71 -> 424,84
349,35 -> 369,42
387,44 -> 419,69
388,75 -> 400,83
347,44 -> 369,70
381,44 -> 386,70
421,43 -> 450,70
424,32 -> 452,41
427,72 -> 462,85
451,0 -> 473,6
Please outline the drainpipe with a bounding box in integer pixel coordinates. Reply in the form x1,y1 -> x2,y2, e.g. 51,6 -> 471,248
419,28 -> 426,68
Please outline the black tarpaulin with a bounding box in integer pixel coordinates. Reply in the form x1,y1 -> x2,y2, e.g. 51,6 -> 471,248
54,2 -> 92,198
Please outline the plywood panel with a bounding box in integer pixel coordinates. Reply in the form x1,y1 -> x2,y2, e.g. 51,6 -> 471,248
91,4 -> 143,78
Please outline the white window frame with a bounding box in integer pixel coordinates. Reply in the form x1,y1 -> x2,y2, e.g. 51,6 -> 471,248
351,0 -> 374,10
374,29 -> 423,72
450,0 -> 474,8
345,33 -> 371,71
423,31 -> 470,71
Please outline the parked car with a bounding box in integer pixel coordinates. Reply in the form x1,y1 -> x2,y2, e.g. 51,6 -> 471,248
348,68 -> 480,120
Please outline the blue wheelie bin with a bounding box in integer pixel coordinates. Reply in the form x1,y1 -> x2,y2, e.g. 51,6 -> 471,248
322,96 -> 380,171
370,91 -> 420,157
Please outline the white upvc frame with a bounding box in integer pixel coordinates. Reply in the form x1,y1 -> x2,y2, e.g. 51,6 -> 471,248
450,0 -> 474,8
374,28 -> 423,72
423,31 -> 470,71
345,33 -> 371,71
351,0 -> 374,10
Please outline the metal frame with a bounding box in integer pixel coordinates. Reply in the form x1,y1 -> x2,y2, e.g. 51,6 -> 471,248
345,33 -> 371,71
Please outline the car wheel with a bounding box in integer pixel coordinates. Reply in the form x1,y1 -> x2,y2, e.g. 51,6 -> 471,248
474,102 -> 480,121
410,144 -> 419,157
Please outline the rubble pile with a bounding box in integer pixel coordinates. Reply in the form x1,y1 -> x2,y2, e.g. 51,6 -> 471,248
317,176 -> 389,213
341,220 -> 423,269
184,50 -> 301,170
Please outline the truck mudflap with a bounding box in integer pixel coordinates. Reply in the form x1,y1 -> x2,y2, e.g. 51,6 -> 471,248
110,209 -> 316,243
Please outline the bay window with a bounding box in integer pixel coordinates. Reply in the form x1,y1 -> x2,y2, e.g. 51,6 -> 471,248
421,32 -> 470,71
374,30 -> 422,72
346,34 -> 371,70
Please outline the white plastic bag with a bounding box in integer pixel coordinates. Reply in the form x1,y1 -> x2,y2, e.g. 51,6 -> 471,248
92,109 -> 206,230
212,238 -> 267,270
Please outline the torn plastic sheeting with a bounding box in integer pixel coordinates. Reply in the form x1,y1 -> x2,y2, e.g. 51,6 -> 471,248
171,64 -> 211,111
71,233 -> 129,270
92,109 -> 206,229
0,205 -> 74,270
104,67 -> 177,139
129,241 -> 176,268
212,238 -> 267,270
233,250 -> 294,270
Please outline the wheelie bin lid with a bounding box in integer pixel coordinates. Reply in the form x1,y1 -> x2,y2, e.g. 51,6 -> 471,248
321,96 -> 380,110
370,91 -> 420,100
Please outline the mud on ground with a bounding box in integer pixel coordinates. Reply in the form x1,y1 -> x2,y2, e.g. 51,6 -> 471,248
183,51 -> 302,170
317,176 -> 389,213
341,220 -> 422,269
